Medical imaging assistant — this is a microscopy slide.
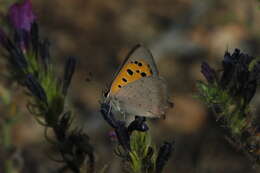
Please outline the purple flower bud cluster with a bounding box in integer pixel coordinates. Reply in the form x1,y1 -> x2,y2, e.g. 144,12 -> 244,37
0,1 -> 95,172
200,49 -> 260,164
201,49 -> 260,106
6,0 -> 36,51
0,0 -> 41,78
220,49 -> 259,105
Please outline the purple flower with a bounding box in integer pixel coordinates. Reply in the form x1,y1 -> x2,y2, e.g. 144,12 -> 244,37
108,130 -> 117,141
8,0 -> 36,32
201,62 -> 217,84
156,141 -> 174,173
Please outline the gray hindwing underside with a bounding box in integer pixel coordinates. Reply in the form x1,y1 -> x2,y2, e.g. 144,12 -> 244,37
112,76 -> 170,118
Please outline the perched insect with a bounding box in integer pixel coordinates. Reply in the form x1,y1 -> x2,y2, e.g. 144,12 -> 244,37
103,44 -> 172,119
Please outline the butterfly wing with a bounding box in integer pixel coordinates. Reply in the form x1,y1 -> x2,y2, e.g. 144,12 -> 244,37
126,44 -> 159,76
109,44 -> 159,95
111,76 -> 171,118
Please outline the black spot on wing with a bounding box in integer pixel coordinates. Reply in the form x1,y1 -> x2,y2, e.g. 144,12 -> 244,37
122,78 -> 127,82
127,69 -> 133,75
141,72 -> 147,77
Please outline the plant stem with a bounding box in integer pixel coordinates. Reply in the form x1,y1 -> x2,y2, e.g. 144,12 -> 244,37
2,122 -> 14,173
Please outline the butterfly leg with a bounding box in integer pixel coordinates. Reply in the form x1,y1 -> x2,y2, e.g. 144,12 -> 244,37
100,102 -> 118,128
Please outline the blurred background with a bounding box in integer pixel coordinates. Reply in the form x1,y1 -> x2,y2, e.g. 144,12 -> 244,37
1,0 -> 260,172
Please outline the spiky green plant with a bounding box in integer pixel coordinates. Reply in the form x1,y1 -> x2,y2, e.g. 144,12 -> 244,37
197,49 -> 260,164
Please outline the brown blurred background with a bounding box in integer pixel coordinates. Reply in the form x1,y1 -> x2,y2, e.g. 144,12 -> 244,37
1,0 -> 260,172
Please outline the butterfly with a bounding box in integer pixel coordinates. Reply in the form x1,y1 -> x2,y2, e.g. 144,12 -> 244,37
103,44 -> 172,119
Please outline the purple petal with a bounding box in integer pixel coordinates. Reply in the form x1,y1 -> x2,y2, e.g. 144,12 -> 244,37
108,130 -> 117,141
156,141 -> 173,173
201,62 -> 217,83
8,0 -> 36,32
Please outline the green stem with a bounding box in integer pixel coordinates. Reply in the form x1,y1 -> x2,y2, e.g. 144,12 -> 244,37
3,123 -> 11,147
2,122 -> 14,173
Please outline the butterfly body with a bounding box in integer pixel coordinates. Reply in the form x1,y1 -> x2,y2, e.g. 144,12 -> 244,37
104,44 -> 172,119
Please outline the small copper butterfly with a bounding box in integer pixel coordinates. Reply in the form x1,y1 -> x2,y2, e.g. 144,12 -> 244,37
103,44 -> 172,119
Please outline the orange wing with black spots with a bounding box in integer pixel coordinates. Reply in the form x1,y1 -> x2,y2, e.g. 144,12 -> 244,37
109,44 -> 159,95
110,60 -> 153,94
